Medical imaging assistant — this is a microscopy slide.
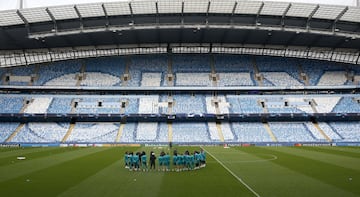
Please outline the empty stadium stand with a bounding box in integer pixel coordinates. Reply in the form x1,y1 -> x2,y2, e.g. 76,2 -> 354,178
0,54 -> 360,145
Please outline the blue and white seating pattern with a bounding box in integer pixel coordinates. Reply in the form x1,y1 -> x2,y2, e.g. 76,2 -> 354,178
85,57 -> 126,77
119,123 -> 136,143
127,55 -> 167,87
332,97 -> 360,113
172,123 -> 210,143
218,73 -> 254,86
232,122 -> 272,142
47,98 -> 73,113
80,72 -> 120,87
269,122 -> 315,142
313,122 -> 343,141
317,71 -> 347,86
11,123 -> 66,143
312,97 -> 341,113
214,55 -> 253,72
227,96 -> 263,113
35,61 -> 82,85
138,96 -> 159,113
24,97 -> 53,113
141,73 -> 162,86
0,96 -> 23,113
67,123 -> 118,143
0,123 -> 19,142
175,73 -> 212,86
208,122 -> 221,141
135,123 -> 158,141
262,72 -> 303,86
44,73 -> 78,86
172,95 -> 206,114
221,122 -> 235,141
157,123 -> 169,143
173,55 -> 211,73
329,122 -> 360,142
304,123 -> 328,141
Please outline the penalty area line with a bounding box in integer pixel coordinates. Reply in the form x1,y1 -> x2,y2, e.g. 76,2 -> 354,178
201,147 -> 261,197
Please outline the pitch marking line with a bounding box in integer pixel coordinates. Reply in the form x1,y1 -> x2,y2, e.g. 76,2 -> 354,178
201,147 -> 261,197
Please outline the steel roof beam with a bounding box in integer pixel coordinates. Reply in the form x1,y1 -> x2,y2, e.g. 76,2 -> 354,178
181,1 -> 184,25
206,0 -> 210,24
46,8 -> 58,32
332,6 -> 348,32
155,1 -> 159,25
230,1 -> 238,25
306,5 -> 320,30
16,10 -> 29,26
74,5 -> 83,30
27,24 -> 360,40
256,2 -> 264,27
281,3 -> 292,27
102,3 -> 110,27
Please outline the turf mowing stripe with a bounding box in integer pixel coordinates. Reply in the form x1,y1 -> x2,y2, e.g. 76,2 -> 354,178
270,147 -> 360,171
0,147 -> 106,182
0,148 -> 123,197
228,147 -> 357,197
202,146 -> 261,197
316,146 -> 360,156
0,147 -> 59,159
0,147 -> 78,167
58,158 -> 165,197
300,146 -> 360,159
248,147 -> 360,196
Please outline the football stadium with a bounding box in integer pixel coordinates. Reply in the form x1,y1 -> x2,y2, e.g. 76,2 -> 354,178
0,0 -> 360,196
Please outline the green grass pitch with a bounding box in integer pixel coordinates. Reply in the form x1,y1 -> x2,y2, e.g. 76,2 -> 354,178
0,146 -> 359,197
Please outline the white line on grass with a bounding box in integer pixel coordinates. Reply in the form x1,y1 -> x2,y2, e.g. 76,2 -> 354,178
201,147 -> 261,197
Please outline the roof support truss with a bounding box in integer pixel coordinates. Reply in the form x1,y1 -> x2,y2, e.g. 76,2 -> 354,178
306,5 -> 320,30
281,3 -> 292,27
74,5 -> 84,30
332,7 -> 348,32
16,10 -> 30,33
46,8 -> 57,32
230,1 -> 238,25
256,2 -> 264,26
102,3 -> 110,27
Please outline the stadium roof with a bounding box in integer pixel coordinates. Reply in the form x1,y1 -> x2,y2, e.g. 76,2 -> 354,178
0,0 -> 359,51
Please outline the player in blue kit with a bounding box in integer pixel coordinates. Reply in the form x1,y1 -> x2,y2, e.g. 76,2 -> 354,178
164,153 -> 170,171
194,151 -> 201,169
177,154 -> 184,171
189,153 -> 195,170
158,151 -> 164,171
140,151 -> 148,171
124,151 -> 130,169
172,152 -> 178,171
200,149 -> 206,167
132,152 -> 140,171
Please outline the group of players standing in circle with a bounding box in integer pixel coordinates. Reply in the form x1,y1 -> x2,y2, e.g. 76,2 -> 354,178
124,148 -> 206,172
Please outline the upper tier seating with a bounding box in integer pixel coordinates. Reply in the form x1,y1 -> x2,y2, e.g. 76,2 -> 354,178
0,96 -> 24,113
35,61 -> 82,85
172,94 -> 206,114
0,54 -> 354,87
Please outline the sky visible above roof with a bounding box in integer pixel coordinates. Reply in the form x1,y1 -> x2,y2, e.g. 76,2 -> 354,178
0,0 -> 358,11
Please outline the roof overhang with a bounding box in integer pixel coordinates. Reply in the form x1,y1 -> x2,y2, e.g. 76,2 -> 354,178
0,0 -> 359,50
